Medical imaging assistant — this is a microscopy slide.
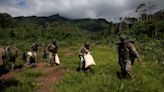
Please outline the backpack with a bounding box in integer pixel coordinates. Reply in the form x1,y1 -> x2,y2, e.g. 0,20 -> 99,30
128,40 -> 138,65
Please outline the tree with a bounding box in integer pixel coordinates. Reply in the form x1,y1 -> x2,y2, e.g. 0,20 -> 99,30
136,2 -> 146,21
136,1 -> 156,22
123,17 -> 138,31
147,1 -> 156,21
0,13 -> 15,28
119,17 -> 123,32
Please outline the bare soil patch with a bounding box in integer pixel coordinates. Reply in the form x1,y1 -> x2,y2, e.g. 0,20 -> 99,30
35,62 -> 64,92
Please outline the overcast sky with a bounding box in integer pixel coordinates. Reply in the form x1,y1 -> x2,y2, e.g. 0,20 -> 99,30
0,0 -> 163,22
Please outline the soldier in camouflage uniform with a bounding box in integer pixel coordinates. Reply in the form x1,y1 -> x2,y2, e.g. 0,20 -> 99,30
78,42 -> 91,71
117,35 -> 140,79
3,43 -> 18,70
45,40 -> 58,66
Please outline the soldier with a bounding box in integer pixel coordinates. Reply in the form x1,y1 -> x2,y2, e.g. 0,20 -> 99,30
78,42 -> 91,71
45,40 -> 58,66
2,43 -> 11,65
117,35 -> 140,79
25,42 -> 38,67
3,43 -> 18,70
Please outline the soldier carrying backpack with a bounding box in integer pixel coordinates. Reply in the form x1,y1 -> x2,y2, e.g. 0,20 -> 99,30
117,35 -> 141,79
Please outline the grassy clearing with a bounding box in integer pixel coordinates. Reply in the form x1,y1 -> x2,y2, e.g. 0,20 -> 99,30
54,45 -> 164,92
3,69 -> 44,92
1,45 -> 164,92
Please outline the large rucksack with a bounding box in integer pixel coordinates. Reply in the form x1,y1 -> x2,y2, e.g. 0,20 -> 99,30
128,40 -> 138,65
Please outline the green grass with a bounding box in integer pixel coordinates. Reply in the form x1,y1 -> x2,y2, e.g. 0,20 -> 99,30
1,45 -> 164,92
3,69 -> 44,92
54,45 -> 164,92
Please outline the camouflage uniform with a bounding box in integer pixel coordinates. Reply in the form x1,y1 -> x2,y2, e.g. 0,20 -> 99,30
3,44 -> 18,70
78,42 -> 91,71
46,41 -> 58,66
118,35 -> 139,79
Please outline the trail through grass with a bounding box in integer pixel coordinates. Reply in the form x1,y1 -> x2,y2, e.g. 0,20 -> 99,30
1,45 -> 164,92
54,45 -> 164,92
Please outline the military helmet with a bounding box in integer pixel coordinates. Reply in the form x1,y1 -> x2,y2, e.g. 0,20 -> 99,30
119,34 -> 127,41
84,42 -> 90,49
52,39 -> 56,44
85,42 -> 90,46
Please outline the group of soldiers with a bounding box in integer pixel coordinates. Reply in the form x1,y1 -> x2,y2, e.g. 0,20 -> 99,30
1,40 -> 59,70
0,35 -> 141,79
23,40 -> 59,67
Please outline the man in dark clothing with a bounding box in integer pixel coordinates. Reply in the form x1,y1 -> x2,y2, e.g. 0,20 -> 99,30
117,35 -> 140,79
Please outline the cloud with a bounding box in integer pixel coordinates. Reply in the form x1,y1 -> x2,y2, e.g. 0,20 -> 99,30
0,0 -> 163,21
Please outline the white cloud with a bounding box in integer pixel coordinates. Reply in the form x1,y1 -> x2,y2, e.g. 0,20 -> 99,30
0,0 -> 163,21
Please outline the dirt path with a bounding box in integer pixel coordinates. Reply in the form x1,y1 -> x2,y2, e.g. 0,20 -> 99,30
0,62 -> 64,92
35,62 -> 64,92
0,71 -> 16,80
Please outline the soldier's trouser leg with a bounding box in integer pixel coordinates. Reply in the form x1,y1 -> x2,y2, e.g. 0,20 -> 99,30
120,62 -> 126,77
79,55 -> 84,71
48,53 -> 54,66
11,62 -> 15,71
125,60 -> 134,79
48,53 -> 52,66
25,56 -> 31,67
